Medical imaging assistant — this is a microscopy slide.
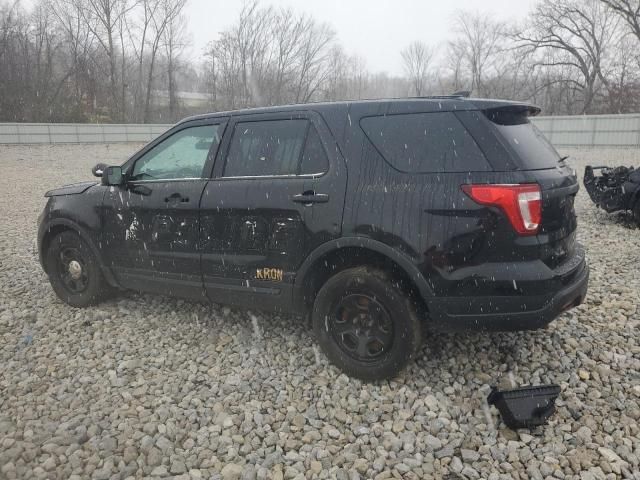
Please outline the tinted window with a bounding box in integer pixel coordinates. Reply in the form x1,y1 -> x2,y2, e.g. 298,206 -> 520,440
131,125 -> 220,180
224,119 -> 307,177
299,125 -> 329,174
360,112 -> 489,173
487,112 -> 560,169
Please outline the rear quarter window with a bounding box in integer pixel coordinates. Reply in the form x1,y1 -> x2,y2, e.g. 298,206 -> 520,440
360,112 -> 490,173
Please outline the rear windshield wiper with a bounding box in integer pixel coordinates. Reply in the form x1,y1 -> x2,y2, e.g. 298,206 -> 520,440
559,155 -> 569,163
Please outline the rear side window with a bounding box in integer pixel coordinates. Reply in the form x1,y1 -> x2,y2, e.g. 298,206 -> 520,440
224,119 -> 307,177
485,111 -> 560,170
299,125 -> 329,175
360,112 -> 490,173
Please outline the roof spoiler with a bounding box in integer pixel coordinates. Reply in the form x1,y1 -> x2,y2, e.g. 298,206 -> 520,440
485,103 -> 541,117
482,103 -> 542,125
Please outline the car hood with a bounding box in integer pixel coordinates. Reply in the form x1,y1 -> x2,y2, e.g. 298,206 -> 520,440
45,181 -> 98,197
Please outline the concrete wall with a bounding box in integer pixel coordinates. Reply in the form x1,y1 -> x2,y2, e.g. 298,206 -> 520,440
1,114 -> 639,148
532,114 -> 640,148
0,123 -> 171,144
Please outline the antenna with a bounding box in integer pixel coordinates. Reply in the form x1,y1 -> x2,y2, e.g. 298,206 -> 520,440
451,90 -> 472,98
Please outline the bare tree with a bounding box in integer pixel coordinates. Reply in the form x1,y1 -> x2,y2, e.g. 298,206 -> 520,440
292,18 -> 334,103
205,2 -> 335,110
268,8 -> 305,104
401,41 -> 433,96
0,0 -> 71,120
136,0 -> 187,121
75,0 -> 135,121
2,0 -> 640,122
1,1 -> 34,120
233,1 -> 272,107
49,0 -> 97,117
321,45 -> 355,100
515,0 -> 620,113
125,0 -> 160,121
162,1 -> 189,120
29,2 -> 59,119
599,0 -> 640,89
600,0 -> 640,40
206,33 -> 239,109
448,11 -> 506,96
600,33 -> 640,112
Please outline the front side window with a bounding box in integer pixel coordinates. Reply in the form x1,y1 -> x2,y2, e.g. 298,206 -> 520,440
224,119 -> 308,177
131,124 -> 221,180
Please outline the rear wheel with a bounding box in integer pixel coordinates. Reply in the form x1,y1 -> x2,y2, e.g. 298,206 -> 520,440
312,266 -> 422,381
45,231 -> 110,307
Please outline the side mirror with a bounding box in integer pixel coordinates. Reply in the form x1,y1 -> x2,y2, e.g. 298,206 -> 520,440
102,166 -> 124,186
92,163 -> 108,177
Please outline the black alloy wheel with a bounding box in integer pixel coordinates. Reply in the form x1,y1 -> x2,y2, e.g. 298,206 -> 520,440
312,266 -> 422,381
45,231 -> 110,307
330,294 -> 394,362
56,246 -> 89,294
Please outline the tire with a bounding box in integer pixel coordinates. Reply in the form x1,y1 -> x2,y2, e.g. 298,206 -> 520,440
312,266 -> 422,381
45,231 -> 110,307
633,201 -> 640,225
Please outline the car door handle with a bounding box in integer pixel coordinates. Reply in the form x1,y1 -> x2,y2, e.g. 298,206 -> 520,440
164,193 -> 189,203
291,192 -> 329,204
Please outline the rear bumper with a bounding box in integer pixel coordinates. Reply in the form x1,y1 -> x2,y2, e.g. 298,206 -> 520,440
427,249 -> 589,332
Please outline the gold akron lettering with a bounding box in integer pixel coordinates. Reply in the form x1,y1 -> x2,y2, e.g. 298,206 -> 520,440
256,268 -> 283,282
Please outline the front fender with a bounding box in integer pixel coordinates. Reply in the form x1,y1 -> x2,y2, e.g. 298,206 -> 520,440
38,217 -> 119,288
38,185 -> 118,287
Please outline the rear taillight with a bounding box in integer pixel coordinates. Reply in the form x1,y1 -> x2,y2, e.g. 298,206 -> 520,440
462,183 -> 542,235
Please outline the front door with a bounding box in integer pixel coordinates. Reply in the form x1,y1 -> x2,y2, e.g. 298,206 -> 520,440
199,111 -> 346,311
102,121 -> 225,299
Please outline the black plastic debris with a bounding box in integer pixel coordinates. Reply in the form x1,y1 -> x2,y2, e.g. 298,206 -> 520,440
487,384 -> 561,429
584,165 -> 640,222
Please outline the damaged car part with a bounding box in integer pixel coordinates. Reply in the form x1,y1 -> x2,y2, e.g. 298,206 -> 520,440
488,384 -> 561,429
584,165 -> 640,222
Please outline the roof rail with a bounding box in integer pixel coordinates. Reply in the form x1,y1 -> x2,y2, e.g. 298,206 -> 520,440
409,91 -> 472,100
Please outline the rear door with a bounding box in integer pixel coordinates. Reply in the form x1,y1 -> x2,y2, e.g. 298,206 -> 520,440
199,111 -> 346,311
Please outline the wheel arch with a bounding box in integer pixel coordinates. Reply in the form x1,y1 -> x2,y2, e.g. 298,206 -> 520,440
39,219 -> 119,287
294,237 -> 433,314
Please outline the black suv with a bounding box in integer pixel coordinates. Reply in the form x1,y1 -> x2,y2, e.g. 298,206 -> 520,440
38,98 -> 589,380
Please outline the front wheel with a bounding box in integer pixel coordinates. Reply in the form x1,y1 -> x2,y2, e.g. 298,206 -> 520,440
45,231 -> 110,307
312,266 -> 422,381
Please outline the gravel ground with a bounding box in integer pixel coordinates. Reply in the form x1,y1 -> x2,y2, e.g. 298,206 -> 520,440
0,143 -> 639,480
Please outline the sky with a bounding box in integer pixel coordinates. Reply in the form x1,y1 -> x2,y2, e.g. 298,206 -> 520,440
186,0 -> 538,75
